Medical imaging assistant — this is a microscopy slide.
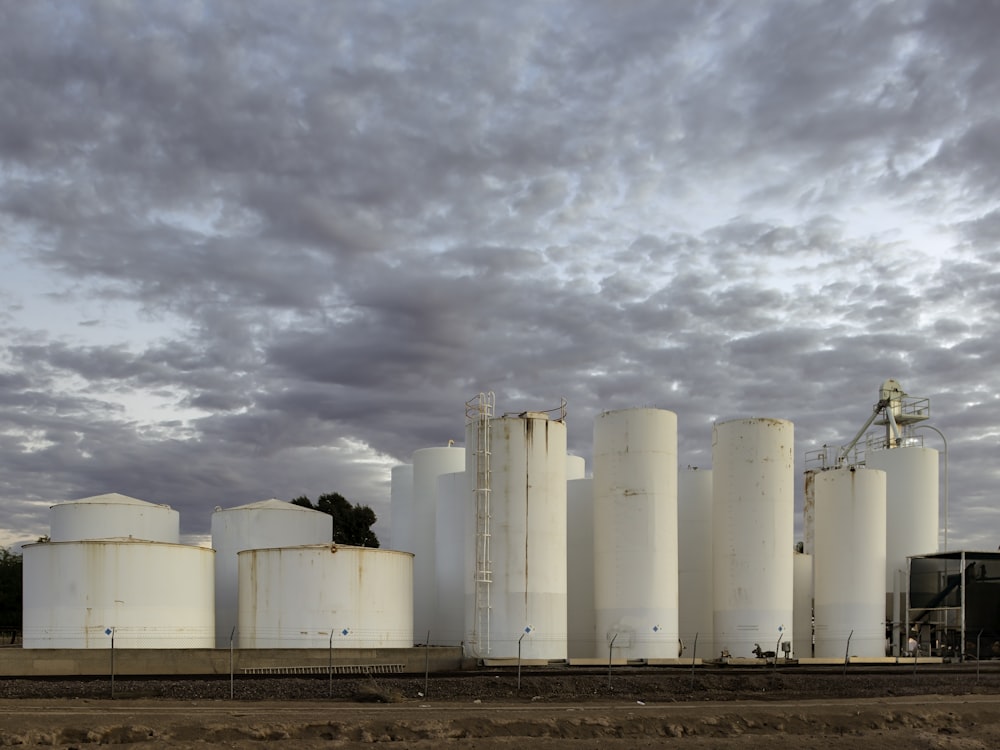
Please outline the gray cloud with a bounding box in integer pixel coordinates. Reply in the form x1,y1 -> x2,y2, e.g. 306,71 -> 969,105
0,0 -> 997,553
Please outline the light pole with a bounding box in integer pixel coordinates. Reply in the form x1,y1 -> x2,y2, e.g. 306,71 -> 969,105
914,425 -> 948,551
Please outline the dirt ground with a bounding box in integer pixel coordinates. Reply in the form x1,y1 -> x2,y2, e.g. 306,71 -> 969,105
1,670 -> 998,747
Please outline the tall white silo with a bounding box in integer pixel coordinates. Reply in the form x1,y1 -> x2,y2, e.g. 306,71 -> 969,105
49,493 -> 179,544
211,499 -> 333,647
792,550 -> 813,659
23,540 -> 214,648
813,466 -> 887,658
390,464 -> 413,553
713,418 -> 795,658
465,411 -> 568,660
679,467 -> 714,660
411,445 -> 466,643
567,477 -> 595,659
434,471 -> 469,645
593,408 -> 679,660
237,545 -> 412,649
865,445 -> 938,593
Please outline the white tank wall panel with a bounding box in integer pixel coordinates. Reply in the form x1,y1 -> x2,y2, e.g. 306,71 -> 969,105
389,464 -> 414,553
793,552 -> 813,659
237,545 -> 413,649
22,540 -> 214,648
411,446 -> 466,643
712,418 -> 795,658
866,446 -> 939,592
566,454 -> 586,481
678,468 -> 714,660
593,409 -> 679,659
211,500 -> 333,647
49,493 -> 179,544
813,467 -> 887,658
434,471 -> 469,645
464,414 -> 568,659
567,478 -> 595,659
802,470 -> 817,556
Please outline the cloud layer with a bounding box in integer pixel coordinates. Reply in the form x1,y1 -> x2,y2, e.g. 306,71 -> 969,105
1,1 -> 998,550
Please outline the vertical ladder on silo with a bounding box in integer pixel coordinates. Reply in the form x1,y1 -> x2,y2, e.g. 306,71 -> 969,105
470,391 -> 494,657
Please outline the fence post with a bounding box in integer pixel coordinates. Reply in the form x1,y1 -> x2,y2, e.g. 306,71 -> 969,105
690,633 -> 698,691
230,626 -> 236,700
843,630 -> 853,676
424,631 -> 431,698
608,633 -> 618,691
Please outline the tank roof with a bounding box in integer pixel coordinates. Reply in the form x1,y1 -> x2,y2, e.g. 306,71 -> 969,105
216,498 -> 320,513
53,492 -> 170,509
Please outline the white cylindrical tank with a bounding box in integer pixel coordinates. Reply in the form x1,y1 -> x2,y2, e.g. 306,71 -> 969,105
237,545 -> 413,649
434,471 -> 469,645
567,477 -> 595,659
211,499 -> 333,647
49,493 -> 179,544
713,418 -> 795,658
593,408 -> 679,659
464,412 -> 568,660
802,469 -> 818,555
566,454 -> 586,481
411,446 -> 466,643
22,540 -> 214,648
390,464 -> 413,553
813,467 -> 887,658
866,445 -> 938,592
793,550 -> 813,659
679,467 -> 713,660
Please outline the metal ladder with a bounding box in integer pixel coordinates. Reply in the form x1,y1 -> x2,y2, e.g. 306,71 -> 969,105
467,391 -> 494,657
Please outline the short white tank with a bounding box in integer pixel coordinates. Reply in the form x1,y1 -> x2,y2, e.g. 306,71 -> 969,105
567,477 -> 595,659
22,540 -> 214,648
49,493 -> 179,544
566,454 -> 586,481
865,445 -> 938,592
434,471 -> 469,645
679,467 -> 714,660
464,412 -> 567,659
211,499 -> 333,647
237,544 -> 413,649
712,418 -> 795,658
593,408 -> 679,659
411,446 -> 466,643
813,467 -> 887,658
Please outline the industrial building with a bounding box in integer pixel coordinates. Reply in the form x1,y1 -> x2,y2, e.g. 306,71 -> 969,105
17,380 -> 999,667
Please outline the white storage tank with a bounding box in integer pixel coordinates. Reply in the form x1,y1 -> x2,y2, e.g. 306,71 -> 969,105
813,466 -> 887,658
237,544 -> 413,649
793,549 -> 813,659
567,477 -> 595,659
679,467 -> 714,660
713,418 -> 795,658
434,471 -> 469,645
865,445 -> 939,592
389,464 -> 414,553
211,499 -> 333,647
464,411 -> 568,659
22,540 -> 214,648
49,493 -> 179,544
566,454 -> 586,481
411,445 -> 466,643
593,408 -> 679,659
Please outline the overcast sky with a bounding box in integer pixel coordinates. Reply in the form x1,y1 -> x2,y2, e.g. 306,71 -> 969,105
1,1 -> 998,551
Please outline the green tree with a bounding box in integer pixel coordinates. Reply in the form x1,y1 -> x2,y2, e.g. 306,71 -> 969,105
291,493 -> 380,547
0,547 -> 23,638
